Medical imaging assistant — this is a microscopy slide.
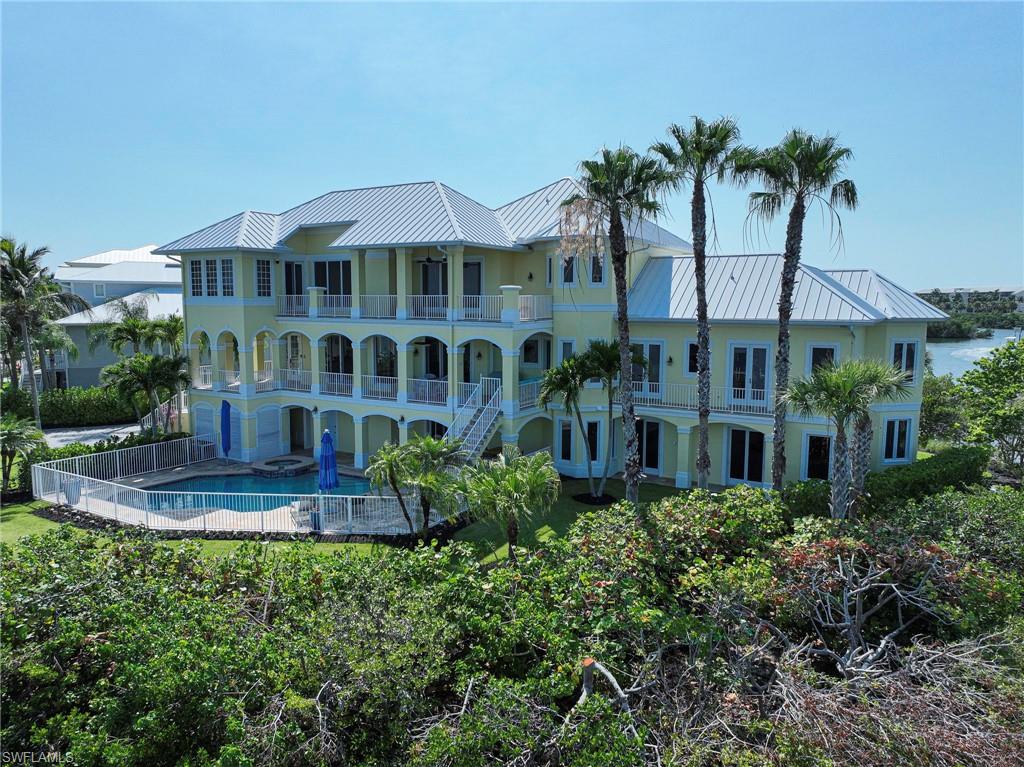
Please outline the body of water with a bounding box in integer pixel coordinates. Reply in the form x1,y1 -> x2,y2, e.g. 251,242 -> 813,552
927,331 -> 1020,378
151,472 -> 370,496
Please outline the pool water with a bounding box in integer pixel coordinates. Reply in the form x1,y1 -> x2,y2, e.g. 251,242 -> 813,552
152,472 -> 370,496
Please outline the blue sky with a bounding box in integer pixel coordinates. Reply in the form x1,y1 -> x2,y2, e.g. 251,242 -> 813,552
3,1 -> 1021,289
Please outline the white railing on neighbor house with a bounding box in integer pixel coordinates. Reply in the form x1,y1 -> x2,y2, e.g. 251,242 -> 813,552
319,294 -> 353,318
519,294 -> 553,321
224,370 -> 241,391
277,294 -> 309,317
361,295 -> 398,319
320,371 -> 354,397
278,368 -> 312,392
628,382 -> 772,416
140,392 -> 190,433
361,374 -> 398,401
407,294 -> 449,320
519,378 -> 542,411
196,365 -> 213,389
407,378 -> 448,405
459,295 -> 503,322
30,435 -> 441,536
255,361 -> 275,392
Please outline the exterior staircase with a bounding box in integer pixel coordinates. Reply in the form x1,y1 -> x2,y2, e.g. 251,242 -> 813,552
444,377 -> 502,462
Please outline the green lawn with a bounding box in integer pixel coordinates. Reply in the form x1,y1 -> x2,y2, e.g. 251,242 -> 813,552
454,478 -> 680,563
2,478 -> 683,562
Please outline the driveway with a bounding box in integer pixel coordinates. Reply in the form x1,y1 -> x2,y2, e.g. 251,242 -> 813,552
43,423 -> 141,448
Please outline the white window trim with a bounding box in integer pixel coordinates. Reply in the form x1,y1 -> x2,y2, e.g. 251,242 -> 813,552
558,253 -> 577,287
726,341 -> 772,403
545,254 -> 553,288
584,418 -> 603,466
557,337 -> 576,363
722,426 -> 769,488
556,417 -> 574,463
682,337 -> 713,379
889,338 -> 921,384
805,342 -> 840,375
587,251 -> 606,287
637,417 -> 665,476
521,339 -> 541,368
221,257 -> 235,297
584,337 -> 603,388
93,283 -> 106,298
190,260 -> 204,297
255,258 -> 274,299
800,430 -> 834,481
882,416 -> 915,464
632,338 -> 666,390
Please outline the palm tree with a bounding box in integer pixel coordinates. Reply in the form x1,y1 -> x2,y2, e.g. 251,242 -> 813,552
144,314 -> 185,355
156,355 -> 191,432
563,147 -> 672,503
100,354 -> 183,437
539,355 -> 597,499
366,441 -> 417,535
787,360 -> 909,520
89,316 -> 151,357
0,415 -> 45,493
35,322 -> 79,390
850,362 -> 912,510
1,238 -> 90,427
741,131 -> 858,490
652,117 -> 754,489
460,449 -> 560,564
580,340 -> 645,497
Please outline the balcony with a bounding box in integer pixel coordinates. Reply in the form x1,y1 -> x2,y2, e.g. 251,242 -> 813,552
628,382 -> 772,416
518,378 -> 542,411
195,365 -> 213,390
408,294 -> 448,320
320,294 -> 352,318
278,368 -> 312,392
360,295 -> 398,320
277,294 -> 309,317
361,374 -> 398,401
407,377 -> 448,405
320,371 -> 353,397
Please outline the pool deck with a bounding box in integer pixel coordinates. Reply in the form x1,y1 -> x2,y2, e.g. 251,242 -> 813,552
121,454 -> 366,489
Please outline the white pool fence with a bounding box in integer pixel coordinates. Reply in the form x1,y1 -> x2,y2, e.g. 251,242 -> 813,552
31,435 -> 441,536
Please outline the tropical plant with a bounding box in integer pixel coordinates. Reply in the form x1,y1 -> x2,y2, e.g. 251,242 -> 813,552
0,415 -> 45,493
740,131 -> 858,490
366,441 -> 417,535
1,238 -> 91,427
561,148 -> 671,503
849,362 -> 914,507
34,322 -> 79,390
580,339 -> 645,497
460,449 -> 560,563
143,313 -> 185,356
539,355 -> 597,499
100,354 -> 187,437
652,116 -> 755,488
787,360 -> 909,520
958,339 -> 1024,476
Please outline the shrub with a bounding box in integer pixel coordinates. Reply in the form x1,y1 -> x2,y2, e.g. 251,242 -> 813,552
0,384 -> 31,419
781,479 -> 831,520
0,384 -> 137,427
861,445 -> 990,512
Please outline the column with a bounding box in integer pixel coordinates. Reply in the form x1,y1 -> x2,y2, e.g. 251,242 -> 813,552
501,423 -> 519,458
351,341 -> 364,398
308,286 -> 325,319
310,340 -> 323,395
238,346 -> 255,396
279,407 -> 291,457
240,412 -> 257,463
447,245 -> 464,321
312,409 -> 323,459
500,284 -> 521,324
350,250 -> 363,319
447,344 -> 463,409
398,417 -> 411,445
211,344 -> 224,391
397,342 -> 411,404
675,425 -> 691,489
272,339 -> 288,389
501,348 -> 520,417
353,416 -> 368,468
395,247 -> 410,320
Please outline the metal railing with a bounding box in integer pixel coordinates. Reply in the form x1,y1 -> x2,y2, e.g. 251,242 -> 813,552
361,295 -> 398,319
255,361 -> 275,392
278,368 -> 312,392
407,294 -> 449,319
519,294 -> 553,321
628,382 -> 772,416
361,374 -> 398,400
518,378 -> 542,411
277,294 -> 309,317
320,371 -> 354,397
461,383 -> 502,458
459,295 -> 503,322
319,294 -> 353,318
224,370 -> 241,391
140,392 -> 190,433
195,365 -> 213,389
407,377 -> 448,405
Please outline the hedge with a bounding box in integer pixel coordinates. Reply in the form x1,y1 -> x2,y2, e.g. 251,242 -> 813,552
1,384 -> 137,427
783,446 -> 991,518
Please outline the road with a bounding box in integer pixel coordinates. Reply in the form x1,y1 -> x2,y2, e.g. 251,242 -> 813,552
43,423 -> 142,448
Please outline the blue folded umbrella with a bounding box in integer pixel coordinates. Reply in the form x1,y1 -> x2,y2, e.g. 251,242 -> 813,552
220,400 -> 231,459
318,429 -> 338,492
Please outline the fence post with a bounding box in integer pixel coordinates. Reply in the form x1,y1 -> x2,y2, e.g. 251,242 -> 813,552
347,498 -> 353,534
113,485 -> 120,523
152,442 -> 158,472
84,478 -> 91,514
116,450 -> 123,480
261,506 -> 266,533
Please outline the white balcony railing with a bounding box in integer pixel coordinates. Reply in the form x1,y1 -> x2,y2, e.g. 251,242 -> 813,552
361,295 -> 398,319
224,370 -> 241,391
255,361 -> 275,392
278,368 -> 312,392
319,294 -> 353,318
459,295 -> 503,322
277,294 -> 309,317
407,378 -> 448,405
320,371 -> 353,397
518,378 -> 542,411
195,365 -> 213,390
361,374 -> 398,401
519,294 -> 553,321
407,294 -> 449,320
456,381 -> 478,406
628,382 -> 772,416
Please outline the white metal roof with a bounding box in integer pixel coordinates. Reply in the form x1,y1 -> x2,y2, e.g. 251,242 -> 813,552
62,244 -> 172,267
56,289 -> 183,326
629,255 -> 947,324
54,260 -> 181,285
156,179 -> 690,254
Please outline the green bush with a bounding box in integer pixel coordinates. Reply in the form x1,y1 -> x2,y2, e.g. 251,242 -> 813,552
861,446 -> 990,512
781,479 -> 831,520
0,384 -> 137,427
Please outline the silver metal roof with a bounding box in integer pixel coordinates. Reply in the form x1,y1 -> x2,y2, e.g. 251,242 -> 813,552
156,179 -> 689,254
825,269 -> 949,321
54,260 -> 181,285
56,288 -> 183,326
629,255 -> 946,324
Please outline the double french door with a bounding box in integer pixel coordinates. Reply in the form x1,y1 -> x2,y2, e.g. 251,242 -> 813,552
729,344 -> 769,407
727,428 -> 765,484
630,342 -> 663,398
637,418 -> 661,473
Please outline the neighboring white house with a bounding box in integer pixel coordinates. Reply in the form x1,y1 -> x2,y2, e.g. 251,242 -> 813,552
54,244 -> 181,306
53,288 -> 183,388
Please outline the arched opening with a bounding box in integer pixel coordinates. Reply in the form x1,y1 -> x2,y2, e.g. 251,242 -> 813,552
321,409 -> 356,466
253,330 -> 277,392
517,331 -> 552,411
365,414 -> 400,457
362,334 -> 398,400
280,332 -> 312,392
283,404 -> 314,454
409,418 -> 448,440
189,330 -> 212,389
408,335 -> 449,405
516,415 -> 552,455
454,339 -> 502,407
319,332 -> 354,396
216,330 -> 240,391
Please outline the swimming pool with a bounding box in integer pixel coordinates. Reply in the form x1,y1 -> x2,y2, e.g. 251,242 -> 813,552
151,472 -> 370,496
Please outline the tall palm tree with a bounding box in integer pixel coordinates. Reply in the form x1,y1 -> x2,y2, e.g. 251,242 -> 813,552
144,314 -> 185,355
563,148 -> 672,503
787,360 -> 908,520
460,449 -> 560,564
100,354 -> 182,437
652,117 -> 755,489
35,321 -> 79,390
89,316 -> 151,357
740,131 -> 858,490
850,362 -> 912,510
0,415 -> 45,493
539,355 -> 597,499
1,238 -> 90,427
366,441 -> 417,535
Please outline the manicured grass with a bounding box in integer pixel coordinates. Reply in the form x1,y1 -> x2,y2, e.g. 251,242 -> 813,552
454,477 -> 680,563
917,449 -> 934,460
